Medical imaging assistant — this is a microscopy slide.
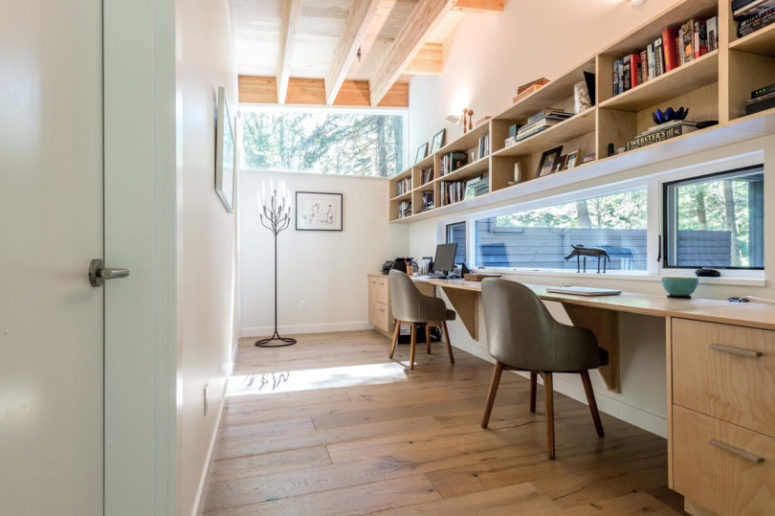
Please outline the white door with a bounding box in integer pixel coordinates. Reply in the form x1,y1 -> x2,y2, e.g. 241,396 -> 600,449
0,1 -> 105,514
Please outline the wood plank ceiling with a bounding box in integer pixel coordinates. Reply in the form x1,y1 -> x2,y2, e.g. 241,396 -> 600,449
231,0 -> 503,106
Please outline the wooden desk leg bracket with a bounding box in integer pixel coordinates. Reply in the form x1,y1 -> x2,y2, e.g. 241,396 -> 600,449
561,303 -> 620,392
441,287 -> 478,341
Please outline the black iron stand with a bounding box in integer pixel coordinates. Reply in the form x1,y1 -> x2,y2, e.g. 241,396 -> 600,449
255,190 -> 296,348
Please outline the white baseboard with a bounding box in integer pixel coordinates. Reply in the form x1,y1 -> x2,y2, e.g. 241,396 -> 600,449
242,321 -> 372,337
447,340 -> 667,438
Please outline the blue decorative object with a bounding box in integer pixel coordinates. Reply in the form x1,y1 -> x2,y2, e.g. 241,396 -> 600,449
661,277 -> 698,298
652,107 -> 689,125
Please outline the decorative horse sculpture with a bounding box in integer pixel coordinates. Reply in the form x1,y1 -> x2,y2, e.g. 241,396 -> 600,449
565,244 -> 611,273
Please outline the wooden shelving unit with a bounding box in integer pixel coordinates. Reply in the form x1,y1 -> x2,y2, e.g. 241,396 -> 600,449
388,0 -> 775,222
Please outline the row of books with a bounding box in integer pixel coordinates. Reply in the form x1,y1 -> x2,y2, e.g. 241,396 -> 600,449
514,109 -> 574,142
420,191 -> 434,211
440,175 -> 489,206
736,2 -> 775,36
420,167 -> 434,185
395,177 -> 411,196
733,0 -> 775,19
612,16 -> 718,96
477,134 -> 490,159
397,200 -> 412,219
439,151 -> 468,177
625,119 -> 698,151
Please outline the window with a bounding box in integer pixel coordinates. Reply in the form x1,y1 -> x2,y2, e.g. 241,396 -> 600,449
663,166 -> 764,269
446,222 -> 466,265
473,188 -> 648,272
240,106 -> 406,177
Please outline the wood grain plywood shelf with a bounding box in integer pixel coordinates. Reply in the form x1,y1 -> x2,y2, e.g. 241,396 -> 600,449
493,108 -> 595,157
730,23 -> 775,57
599,51 -> 719,112
436,155 -> 489,182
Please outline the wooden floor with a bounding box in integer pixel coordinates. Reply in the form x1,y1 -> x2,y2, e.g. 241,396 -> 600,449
202,330 -> 684,515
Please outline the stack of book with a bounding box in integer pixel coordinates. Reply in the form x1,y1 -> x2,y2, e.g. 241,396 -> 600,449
420,167 -> 434,185
440,151 -> 468,176
478,134 -> 490,159
735,0 -> 775,36
516,109 -> 574,141
746,82 -> 775,114
396,177 -> 411,196
625,119 -> 698,151
612,16 -> 717,96
441,180 -> 465,205
421,191 -> 434,211
463,175 -> 489,200
397,200 -> 412,218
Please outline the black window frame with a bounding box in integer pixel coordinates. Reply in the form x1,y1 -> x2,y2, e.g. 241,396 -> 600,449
445,221 -> 467,266
662,165 -> 764,270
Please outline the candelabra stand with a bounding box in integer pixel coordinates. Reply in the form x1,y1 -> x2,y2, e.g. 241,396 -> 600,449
255,190 -> 297,347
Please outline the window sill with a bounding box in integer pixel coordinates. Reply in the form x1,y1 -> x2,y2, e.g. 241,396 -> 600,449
474,267 -> 767,288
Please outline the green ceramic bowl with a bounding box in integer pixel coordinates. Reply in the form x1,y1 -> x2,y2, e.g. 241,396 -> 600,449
661,277 -> 698,298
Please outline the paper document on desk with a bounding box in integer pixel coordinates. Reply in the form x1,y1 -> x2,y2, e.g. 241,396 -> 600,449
546,286 -> 622,296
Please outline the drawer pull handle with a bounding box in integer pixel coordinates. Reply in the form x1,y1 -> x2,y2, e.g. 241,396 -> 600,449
709,439 -> 764,464
708,344 -> 763,358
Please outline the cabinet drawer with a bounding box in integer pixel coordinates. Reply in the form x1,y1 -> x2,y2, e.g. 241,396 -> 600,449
672,405 -> 775,515
369,276 -> 389,305
372,302 -> 391,333
672,318 -> 775,437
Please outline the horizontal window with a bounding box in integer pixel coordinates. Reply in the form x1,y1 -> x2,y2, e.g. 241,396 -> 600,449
240,106 -> 406,177
474,188 -> 648,272
663,166 -> 764,269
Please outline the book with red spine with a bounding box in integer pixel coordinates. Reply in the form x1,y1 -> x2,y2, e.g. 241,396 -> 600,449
628,53 -> 642,88
694,20 -> 708,58
662,27 -> 679,71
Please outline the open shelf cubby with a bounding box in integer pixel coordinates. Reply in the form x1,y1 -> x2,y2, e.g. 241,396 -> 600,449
388,0 -> 775,223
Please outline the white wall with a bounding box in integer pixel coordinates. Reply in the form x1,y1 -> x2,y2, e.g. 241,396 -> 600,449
406,0 -> 775,437
240,171 -> 409,336
175,0 -> 238,513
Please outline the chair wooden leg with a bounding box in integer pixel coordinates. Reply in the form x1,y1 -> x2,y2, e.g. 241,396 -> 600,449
441,320 -> 455,365
529,371 -> 537,413
409,323 -> 416,370
426,324 -> 432,354
481,361 -> 503,428
543,372 -> 556,459
389,321 -> 400,359
580,370 -> 605,437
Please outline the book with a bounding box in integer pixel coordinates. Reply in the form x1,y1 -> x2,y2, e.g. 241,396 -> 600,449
693,20 -> 708,58
581,152 -> 596,164
654,36 -> 665,76
628,53 -> 641,88
613,59 -> 621,95
626,122 -> 698,151
738,7 -> 775,35
680,20 -> 694,63
622,56 -> 632,91
706,16 -> 718,51
662,28 -> 679,71
734,0 -> 775,18
640,50 -> 648,82
647,43 -> 656,81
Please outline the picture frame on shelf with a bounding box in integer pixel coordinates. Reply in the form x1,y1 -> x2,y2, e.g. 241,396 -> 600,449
415,142 -> 428,164
537,146 -> 563,177
554,154 -> 567,172
565,149 -> 581,170
431,129 -> 446,153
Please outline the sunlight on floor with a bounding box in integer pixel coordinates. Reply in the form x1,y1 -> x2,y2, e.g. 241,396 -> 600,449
226,362 -> 408,397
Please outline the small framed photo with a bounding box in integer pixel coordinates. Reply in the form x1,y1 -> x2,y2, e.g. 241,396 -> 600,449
554,154 -> 567,172
431,129 -> 446,153
565,149 -> 581,170
537,146 -> 563,177
295,191 -> 343,231
415,142 -> 428,164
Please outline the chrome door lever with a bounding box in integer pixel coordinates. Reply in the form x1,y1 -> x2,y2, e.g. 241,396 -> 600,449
89,258 -> 130,287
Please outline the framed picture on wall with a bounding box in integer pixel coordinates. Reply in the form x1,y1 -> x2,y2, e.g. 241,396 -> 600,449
214,86 -> 236,213
295,192 -> 343,231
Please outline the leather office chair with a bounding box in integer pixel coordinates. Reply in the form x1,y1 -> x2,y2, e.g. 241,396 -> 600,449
480,278 -> 607,459
388,270 -> 456,369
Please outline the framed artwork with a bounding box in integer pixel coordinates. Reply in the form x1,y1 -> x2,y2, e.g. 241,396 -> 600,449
565,149 -> 581,170
295,191 -> 343,231
554,154 -> 567,172
215,86 -> 236,212
537,146 -> 563,177
415,142 -> 428,164
431,129 -> 446,153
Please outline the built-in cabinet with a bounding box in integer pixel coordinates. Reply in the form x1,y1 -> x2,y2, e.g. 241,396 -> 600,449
367,274 -> 393,337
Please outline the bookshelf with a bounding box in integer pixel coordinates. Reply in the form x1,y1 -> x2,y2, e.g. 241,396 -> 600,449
388,0 -> 775,223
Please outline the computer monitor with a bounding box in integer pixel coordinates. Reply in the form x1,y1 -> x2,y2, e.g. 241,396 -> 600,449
433,243 -> 458,276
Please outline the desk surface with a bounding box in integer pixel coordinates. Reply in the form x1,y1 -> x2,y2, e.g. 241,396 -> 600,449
412,277 -> 775,331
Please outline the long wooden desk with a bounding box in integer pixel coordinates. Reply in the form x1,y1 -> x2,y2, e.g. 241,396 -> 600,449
410,275 -> 775,515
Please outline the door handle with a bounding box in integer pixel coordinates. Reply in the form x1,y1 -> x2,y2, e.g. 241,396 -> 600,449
89,258 -> 130,287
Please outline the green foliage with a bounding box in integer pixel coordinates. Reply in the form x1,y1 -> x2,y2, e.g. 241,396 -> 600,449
241,110 -> 405,177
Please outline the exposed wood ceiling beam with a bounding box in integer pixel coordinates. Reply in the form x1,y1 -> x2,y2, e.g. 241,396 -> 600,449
452,0 -> 503,13
239,75 -> 409,107
325,0 -> 382,105
370,0 -> 457,105
277,0 -> 303,104
405,42 -> 443,74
